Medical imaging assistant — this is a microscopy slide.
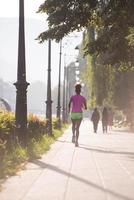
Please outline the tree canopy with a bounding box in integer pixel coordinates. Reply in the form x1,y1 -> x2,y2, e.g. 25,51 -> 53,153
37,0 -> 134,128
37,0 -> 134,66
37,0 -> 98,42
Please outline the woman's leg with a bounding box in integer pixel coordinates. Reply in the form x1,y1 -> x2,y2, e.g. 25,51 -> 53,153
71,119 -> 76,143
75,119 -> 82,146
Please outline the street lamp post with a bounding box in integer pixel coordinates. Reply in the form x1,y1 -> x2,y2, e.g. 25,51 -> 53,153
14,0 -> 29,144
65,65 -> 69,122
46,39 -> 52,136
56,40 -> 62,128
75,59 -> 80,84
75,46 -> 79,56
62,53 -> 66,123
75,46 -> 80,84
62,43 -> 80,124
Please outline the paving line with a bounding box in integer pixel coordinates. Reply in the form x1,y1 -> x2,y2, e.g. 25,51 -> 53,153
113,155 -> 134,182
91,151 -> 109,200
62,147 -> 76,200
19,132 -> 70,200
109,131 -> 134,182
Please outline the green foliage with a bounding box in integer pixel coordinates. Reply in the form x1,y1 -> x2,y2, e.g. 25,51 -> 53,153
82,21 -> 134,129
0,139 -> 6,163
27,136 -> 51,160
81,37 -> 96,108
87,0 -> 134,67
126,27 -> 134,48
27,114 -> 47,138
0,112 -> 15,147
37,0 -> 98,42
82,27 -> 116,107
0,112 -> 15,135
37,0 -> 134,69
0,112 -> 67,179
37,0 -> 134,121
0,144 -> 28,178
27,128 -> 64,160
52,117 -> 60,129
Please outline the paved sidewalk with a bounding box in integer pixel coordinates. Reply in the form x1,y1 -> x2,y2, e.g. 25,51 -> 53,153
0,119 -> 134,200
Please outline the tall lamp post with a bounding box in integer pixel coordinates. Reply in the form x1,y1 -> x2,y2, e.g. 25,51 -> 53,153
56,40 -> 62,128
14,0 -> 29,144
64,47 -> 79,122
64,60 -> 69,123
62,53 -> 67,123
46,39 -> 52,136
75,46 -> 80,84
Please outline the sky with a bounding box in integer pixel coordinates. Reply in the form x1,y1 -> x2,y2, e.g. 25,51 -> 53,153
0,0 -> 83,88
0,0 -> 44,19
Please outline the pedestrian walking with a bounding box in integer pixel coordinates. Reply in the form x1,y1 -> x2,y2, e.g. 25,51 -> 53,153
91,107 -> 100,133
102,107 -> 108,133
68,83 -> 87,147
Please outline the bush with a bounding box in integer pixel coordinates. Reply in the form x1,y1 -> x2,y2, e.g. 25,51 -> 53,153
27,114 -> 47,138
0,112 -> 67,179
0,139 -> 6,163
0,112 -> 15,146
0,144 -> 28,178
52,117 -> 60,129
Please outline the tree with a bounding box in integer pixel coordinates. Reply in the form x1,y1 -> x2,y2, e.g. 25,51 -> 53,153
37,0 -> 98,42
87,0 -> 134,66
37,0 -> 134,67
37,0 -> 134,128
82,28 -> 115,108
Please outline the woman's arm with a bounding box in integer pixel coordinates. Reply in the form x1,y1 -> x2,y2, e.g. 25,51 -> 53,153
68,99 -> 71,113
84,100 -> 87,110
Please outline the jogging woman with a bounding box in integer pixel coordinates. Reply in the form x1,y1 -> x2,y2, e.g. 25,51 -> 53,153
68,84 -> 87,147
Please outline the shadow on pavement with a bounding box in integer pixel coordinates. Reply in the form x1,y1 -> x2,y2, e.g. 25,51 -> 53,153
78,145 -> 134,157
31,159 -> 133,200
57,139 -> 134,157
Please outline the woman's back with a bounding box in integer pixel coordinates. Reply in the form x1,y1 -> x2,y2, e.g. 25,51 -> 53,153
70,94 -> 86,113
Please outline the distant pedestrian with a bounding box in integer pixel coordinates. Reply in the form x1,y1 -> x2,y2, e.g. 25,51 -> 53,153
91,107 -> 100,133
68,84 -> 87,147
102,107 -> 108,133
108,108 -> 114,130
